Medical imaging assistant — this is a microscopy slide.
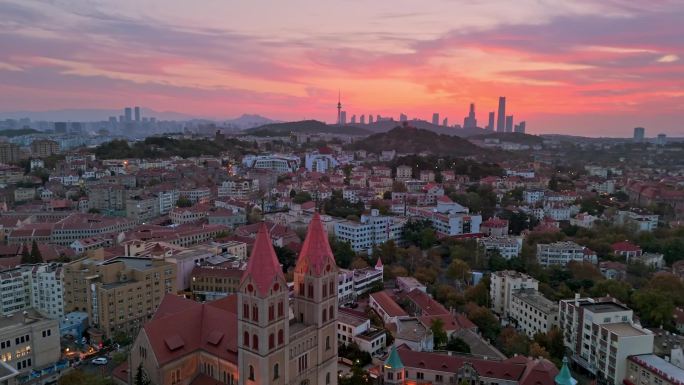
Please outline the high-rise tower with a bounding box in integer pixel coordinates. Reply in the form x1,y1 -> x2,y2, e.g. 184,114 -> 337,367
464,103 -> 477,129
496,97 -> 506,132
487,111 -> 495,131
336,91 -> 342,125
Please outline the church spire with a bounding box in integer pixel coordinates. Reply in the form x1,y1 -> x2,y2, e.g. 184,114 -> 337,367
241,222 -> 284,296
296,213 -> 335,275
554,357 -> 577,385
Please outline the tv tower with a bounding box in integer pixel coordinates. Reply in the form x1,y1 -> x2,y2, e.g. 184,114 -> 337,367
337,90 -> 342,125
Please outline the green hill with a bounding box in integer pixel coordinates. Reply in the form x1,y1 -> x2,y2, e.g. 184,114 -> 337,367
470,132 -> 543,145
244,120 -> 371,137
348,125 -> 490,157
0,128 -> 40,137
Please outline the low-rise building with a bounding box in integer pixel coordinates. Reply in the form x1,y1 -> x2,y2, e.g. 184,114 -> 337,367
29,139 -> 60,158
369,291 -> 408,325
480,217 -> 509,236
407,197 -> 482,237
626,354 -> 684,385
0,308 -> 60,378
478,236 -> 522,259
510,288 -> 559,338
334,209 -> 405,252
337,308 -> 386,356
490,270 -> 538,317
536,241 -> 597,267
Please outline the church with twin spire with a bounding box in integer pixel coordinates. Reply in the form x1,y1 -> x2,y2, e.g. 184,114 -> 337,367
130,213 -> 339,385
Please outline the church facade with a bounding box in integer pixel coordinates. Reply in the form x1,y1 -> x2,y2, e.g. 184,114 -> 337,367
129,214 -> 339,385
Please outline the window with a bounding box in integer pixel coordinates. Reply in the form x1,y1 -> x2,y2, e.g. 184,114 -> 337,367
323,284 -> 327,297
248,365 -> 255,381
252,335 -> 259,350
243,303 -> 249,319
435,374 -> 443,382
326,372 -> 331,384
269,333 -> 275,349
329,281 -> 334,296
171,368 -> 181,384
387,372 -> 394,380
298,353 -> 308,372
417,372 -> 424,380
269,305 -> 274,321
397,372 -> 402,380
322,309 -> 327,322
243,332 -> 249,346
326,336 -> 331,350
274,363 -> 279,379
252,305 -> 259,322
329,306 -> 334,319
277,302 -> 284,317
278,329 -> 284,345
308,284 -> 313,298
299,282 -> 304,295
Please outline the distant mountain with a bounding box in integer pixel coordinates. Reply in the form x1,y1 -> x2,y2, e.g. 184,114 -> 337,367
347,119 -> 488,137
348,125 -> 491,157
470,132 -> 544,145
243,120 -> 372,137
223,114 -> 279,129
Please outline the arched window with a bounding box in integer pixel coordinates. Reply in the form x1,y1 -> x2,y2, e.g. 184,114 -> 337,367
252,305 -> 259,322
273,363 -> 280,379
269,333 -> 275,349
326,372 -> 331,385
243,331 -> 249,346
277,302 -> 284,317
322,283 -> 327,297
248,365 -> 255,381
243,303 -> 249,319
322,308 -> 327,322
329,305 -> 334,319
326,336 -> 330,350
252,334 -> 259,350
269,305 -> 274,321
329,281 -> 334,296
308,284 -> 313,298
278,329 -> 284,345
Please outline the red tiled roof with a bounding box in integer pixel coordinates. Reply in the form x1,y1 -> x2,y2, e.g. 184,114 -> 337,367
612,241 -> 641,252
370,291 -> 407,318
403,289 -> 449,316
295,213 -> 335,276
240,223 -> 285,297
143,294 -> 238,367
419,313 -> 476,332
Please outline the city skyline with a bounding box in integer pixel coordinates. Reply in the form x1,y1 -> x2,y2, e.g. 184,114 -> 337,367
0,1 -> 683,136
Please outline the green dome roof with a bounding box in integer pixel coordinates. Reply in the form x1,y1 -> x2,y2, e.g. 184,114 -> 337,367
384,345 -> 404,370
555,357 -> 577,385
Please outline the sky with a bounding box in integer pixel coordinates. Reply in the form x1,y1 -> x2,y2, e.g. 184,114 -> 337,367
0,0 -> 683,137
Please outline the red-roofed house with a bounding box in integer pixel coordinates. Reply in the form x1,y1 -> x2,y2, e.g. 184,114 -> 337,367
612,241 -> 642,259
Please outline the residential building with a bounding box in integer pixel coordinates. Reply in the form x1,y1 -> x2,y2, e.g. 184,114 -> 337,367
626,354 -> 684,385
0,269 -> 30,316
490,270 -> 538,317
616,210 -> 659,232
63,256 -> 177,337
0,309 -> 60,378
479,236 -> 523,259
28,264 -> 64,319
370,291 -> 408,325
396,165 -> 413,180
536,241 -> 597,267
304,152 -> 338,173
334,209 -> 405,252
50,213 -> 136,245
337,260 -> 383,304
129,213 -> 338,385
480,217 -> 509,236
559,297 -> 654,385
570,213 -> 598,229
29,140 -> 60,158
191,262 -> 244,301
599,261 -> 627,280
510,288 -> 559,338
337,308 -> 386,356
218,178 -> 259,199
407,197 -> 482,237
0,143 -> 20,164
241,154 -> 300,173
524,189 -> 545,204
394,317 -> 434,352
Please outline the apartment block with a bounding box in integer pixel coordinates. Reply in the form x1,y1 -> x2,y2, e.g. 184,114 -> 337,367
536,241 -> 597,267
489,270 -> 538,317
63,256 -> 177,337
510,288 -> 559,338
559,297 -> 654,385
334,209 -> 405,252
0,309 -> 60,378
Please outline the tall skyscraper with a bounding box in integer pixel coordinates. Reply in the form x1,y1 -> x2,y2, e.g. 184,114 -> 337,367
432,113 -> 440,126
368,115 -> 374,124
463,103 -> 477,129
442,117 -> 448,127
134,106 -> 141,122
515,121 -> 526,133
496,97 -> 506,132
633,127 -> 645,142
399,113 -> 407,122
360,115 -> 366,124
350,115 -> 356,124
487,111 -> 495,131
505,115 -> 513,132
656,133 -> 667,146
124,107 -> 132,122
340,111 -> 347,125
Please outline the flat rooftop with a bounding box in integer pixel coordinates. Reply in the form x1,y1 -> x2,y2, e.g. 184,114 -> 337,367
583,301 -> 630,313
0,308 -> 50,329
104,257 -> 163,271
630,354 -> 684,384
396,318 -> 428,342
601,322 -> 649,337
513,289 -> 557,313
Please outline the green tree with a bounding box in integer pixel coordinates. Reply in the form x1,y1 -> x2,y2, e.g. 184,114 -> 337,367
292,191 -> 312,204
430,318 -> 448,348
447,258 -> 471,282
466,304 -> 500,341
330,237 -> 355,269
20,243 -> 31,264
446,336 -> 471,353
176,196 -> 192,207
30,240 -> 42,263
134,363 -> 151,385
275,246 -> 297,272
590,280 -> 631,303
401,219 -> 435,249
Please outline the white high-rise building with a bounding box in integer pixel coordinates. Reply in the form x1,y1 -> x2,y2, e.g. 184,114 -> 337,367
489,270 -> 538,317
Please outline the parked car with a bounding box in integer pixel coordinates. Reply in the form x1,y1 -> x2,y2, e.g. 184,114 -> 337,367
92,357 -> 108,365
